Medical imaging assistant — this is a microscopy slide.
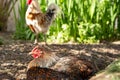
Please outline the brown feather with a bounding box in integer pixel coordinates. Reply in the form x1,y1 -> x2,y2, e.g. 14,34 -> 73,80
29,25 -> 35,32
27,13 -> 41,20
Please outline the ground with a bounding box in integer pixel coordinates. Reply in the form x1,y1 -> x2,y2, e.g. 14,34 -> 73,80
0,32 -> 120,80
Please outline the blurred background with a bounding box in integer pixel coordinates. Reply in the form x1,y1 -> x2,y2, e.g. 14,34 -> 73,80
0,0 -> 120,44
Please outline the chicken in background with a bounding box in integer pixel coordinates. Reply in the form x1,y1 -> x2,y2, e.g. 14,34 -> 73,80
27,46 -> 96,80
25,0 -> 60,44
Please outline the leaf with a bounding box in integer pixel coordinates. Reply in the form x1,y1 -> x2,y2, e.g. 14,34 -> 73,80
90,0 -> 96,19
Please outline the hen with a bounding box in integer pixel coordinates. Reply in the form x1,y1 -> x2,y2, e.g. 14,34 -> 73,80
25,0 -> 59,44
27,46 -> 75,80
27,46 -> 96,80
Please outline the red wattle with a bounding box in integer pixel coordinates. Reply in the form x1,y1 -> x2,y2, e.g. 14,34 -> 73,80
31,49 -> 42,58
32,54 -> 40,58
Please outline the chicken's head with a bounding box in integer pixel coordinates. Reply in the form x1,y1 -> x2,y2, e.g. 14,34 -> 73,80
47,3 -> 60,16
29,46 -> 43,58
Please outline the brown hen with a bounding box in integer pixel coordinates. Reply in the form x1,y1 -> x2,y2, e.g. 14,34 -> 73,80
27,46 -> 76,80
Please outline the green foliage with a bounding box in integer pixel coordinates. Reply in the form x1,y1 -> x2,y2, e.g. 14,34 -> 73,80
77,23 -> 101,43
48,24 -> 72,43
47,0 -> 120,43
112,76 -> 120,80
0,37 -> 3,45
13,0 -> 28,40
107,59 -> 120,73
48,0 -> 81,43
14,0 -> 120,43
106,59 -> 120,80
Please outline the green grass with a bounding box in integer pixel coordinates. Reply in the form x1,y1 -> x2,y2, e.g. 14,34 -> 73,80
107,59 -> 120,73
13,0 -> 28,40
0,37 -> 3,45
106,59 -> 120,80
48,0 -> 120,43
92,59 -> 120,80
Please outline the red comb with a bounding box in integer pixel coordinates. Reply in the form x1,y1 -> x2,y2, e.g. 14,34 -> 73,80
31,46 -> 42,58
32,46 -> 39,52
27,0 -> 32,5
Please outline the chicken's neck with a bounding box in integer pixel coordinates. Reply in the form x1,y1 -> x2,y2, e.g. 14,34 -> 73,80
27,0 -> 41,13
45,11 -> 55,22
